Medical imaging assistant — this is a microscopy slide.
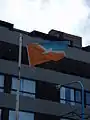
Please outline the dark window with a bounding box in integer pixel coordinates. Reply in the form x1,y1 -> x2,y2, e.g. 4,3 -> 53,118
36,81 -> 60,102
86,92 -> 90,105
37,58 -> 90,79
35,112 -> 60,120
65,87 -> 71,101
0,41 -> 29,65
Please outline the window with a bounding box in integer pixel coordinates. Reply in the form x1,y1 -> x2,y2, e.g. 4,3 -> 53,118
65,87 -> 71,101
60,86 -> 81,105
60,86 -> 75,105
0,74 -> 4,92
11,77 -> 36,98
9,110 -> 34,120
60,87 -> 90,106
0,41 -> 28,65
86,92 -> 90,105
70,89 -> 75,105
60,87 -> 65,104
75,90 -> 81,103
20,79 -> 36,97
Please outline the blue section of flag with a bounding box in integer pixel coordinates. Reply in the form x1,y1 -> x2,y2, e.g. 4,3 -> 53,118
40,41 -> 68,51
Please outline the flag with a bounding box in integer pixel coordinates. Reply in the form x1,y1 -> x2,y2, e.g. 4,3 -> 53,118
27,42 -> 67,66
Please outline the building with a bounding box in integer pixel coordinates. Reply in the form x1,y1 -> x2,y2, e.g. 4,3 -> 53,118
0,20 -> 90,120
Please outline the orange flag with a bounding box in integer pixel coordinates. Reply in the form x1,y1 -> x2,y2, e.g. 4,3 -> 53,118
27,43 -> 65,66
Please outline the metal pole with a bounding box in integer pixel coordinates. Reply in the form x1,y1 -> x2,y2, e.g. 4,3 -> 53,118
78,81 -> 84,120
15,33 -> 23,120
57,81 -> 84,120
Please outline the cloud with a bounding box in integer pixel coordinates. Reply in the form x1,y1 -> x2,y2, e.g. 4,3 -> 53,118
0,0 -> 89,46
75,0 -> 90,46
84,0 -> 90,8
40,0 -> 50,10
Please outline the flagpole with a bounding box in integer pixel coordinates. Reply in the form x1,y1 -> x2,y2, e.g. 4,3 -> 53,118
15,33 -> 23,120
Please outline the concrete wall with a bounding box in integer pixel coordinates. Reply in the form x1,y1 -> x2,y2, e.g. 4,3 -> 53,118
0,59 -> 90,91
0,92 -> 86,118
0,92 -> 90,120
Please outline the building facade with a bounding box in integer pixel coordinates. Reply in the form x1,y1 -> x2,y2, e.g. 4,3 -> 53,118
0,20 -> 90,120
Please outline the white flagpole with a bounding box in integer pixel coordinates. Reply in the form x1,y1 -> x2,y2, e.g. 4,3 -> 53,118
15,33 -> 23,120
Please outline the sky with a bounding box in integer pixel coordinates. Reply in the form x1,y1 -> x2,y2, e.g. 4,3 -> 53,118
0,0 -> 90,46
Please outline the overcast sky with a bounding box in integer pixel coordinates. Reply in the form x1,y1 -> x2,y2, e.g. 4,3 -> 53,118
0,0 -> 90,46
